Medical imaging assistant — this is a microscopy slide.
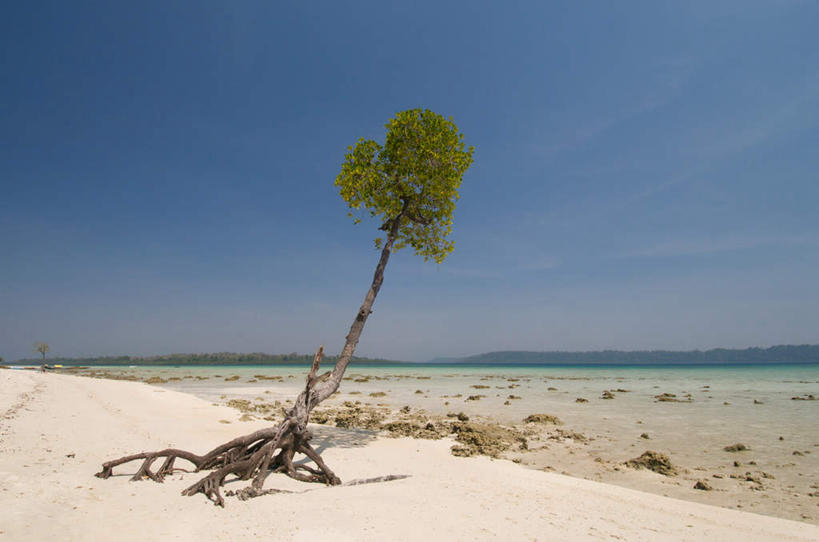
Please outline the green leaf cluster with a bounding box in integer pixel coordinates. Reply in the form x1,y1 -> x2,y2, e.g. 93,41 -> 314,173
335,109 -> 474,263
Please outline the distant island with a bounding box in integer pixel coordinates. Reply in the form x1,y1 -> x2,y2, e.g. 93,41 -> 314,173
430,345 -> 819,365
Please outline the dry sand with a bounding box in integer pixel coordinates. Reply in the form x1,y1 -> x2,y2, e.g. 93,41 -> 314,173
1,370 -> 817,541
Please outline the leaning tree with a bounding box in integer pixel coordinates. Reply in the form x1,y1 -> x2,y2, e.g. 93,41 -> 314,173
95,109 -> 473,506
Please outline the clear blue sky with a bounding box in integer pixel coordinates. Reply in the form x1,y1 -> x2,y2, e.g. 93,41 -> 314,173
2,1 -> 818,362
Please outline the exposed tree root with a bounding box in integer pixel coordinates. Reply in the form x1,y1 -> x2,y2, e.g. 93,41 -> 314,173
96,347 -> 351,506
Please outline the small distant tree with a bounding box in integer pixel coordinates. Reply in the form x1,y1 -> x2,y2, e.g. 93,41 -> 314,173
34,342 -> 50,362
96,109 -> 473,505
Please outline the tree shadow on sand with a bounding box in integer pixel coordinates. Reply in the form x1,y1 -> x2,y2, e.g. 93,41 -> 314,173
299,426 -> 379,457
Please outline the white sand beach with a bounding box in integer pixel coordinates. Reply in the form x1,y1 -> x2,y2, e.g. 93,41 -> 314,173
1,369 -> 816,541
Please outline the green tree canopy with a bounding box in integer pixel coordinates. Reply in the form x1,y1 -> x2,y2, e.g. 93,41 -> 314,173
335,108 -> 474,263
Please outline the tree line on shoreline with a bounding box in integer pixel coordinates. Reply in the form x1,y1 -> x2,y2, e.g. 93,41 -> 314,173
10,352 -> 406,366
10,344 -> 819,366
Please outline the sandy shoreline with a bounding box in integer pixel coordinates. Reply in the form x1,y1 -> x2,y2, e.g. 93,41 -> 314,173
65,364 -> 819,524
1,370 -> 817,541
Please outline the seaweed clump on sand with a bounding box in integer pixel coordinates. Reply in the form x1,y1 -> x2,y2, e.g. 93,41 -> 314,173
449,422 -> 528,458
523,414 -> 562,425
724,443 -> 749,452
625,451 -> 678,476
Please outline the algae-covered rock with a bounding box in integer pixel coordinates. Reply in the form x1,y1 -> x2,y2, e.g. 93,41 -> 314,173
575,397 -> 588,403
226,399 -> 252,412
381,421 -> 417,437
333,405 -> 386,430
654,393 -> 692,403
523,414 -> 562,425
310,411 -> 330,424
383,421 -> 450,440
144,376 -> 168,384
724,443 -> 749,452
601,390 -> 615,400
694,480 -> 713,491
625,451 -> 677,476
450,422 -> 527,458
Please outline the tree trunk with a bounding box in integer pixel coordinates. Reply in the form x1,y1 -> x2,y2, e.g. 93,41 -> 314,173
96,216 -> 404,506
306,212 -> 403,407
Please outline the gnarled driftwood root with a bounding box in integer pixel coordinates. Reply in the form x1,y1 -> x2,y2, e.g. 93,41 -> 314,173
96,347 -> 344,506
